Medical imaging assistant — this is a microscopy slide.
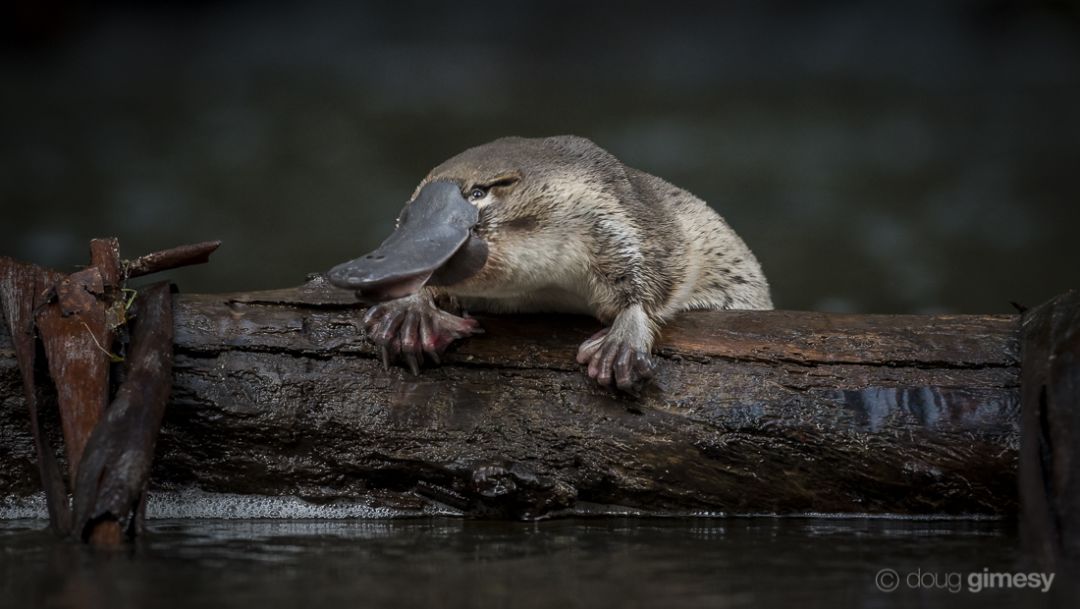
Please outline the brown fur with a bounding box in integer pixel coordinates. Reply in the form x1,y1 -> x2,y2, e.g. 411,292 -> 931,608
358,135 -> 772,388
415,135 -> 772,326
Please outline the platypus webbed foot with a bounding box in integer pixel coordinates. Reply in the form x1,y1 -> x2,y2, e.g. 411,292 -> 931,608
575,305 -> 656,391
362,291 -> 481,375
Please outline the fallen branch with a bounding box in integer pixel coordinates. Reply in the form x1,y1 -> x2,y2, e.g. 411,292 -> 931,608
2,277 -> 1025,518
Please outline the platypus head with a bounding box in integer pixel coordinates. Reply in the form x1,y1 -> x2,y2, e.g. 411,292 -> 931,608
326,179 -> 492,301
328,136 -> 605,302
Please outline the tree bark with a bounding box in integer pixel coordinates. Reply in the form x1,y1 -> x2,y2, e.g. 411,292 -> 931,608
1020,290 -> 1080,570
1,279 -> 1022,518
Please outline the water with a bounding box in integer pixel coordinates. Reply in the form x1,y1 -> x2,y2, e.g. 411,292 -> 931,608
0,517 -> 1063,609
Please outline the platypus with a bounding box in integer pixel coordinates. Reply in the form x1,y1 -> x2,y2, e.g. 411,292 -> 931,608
327,135 -> 772,390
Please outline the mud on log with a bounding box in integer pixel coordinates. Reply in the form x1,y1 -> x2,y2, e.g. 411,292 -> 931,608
1,279 -> 1021,518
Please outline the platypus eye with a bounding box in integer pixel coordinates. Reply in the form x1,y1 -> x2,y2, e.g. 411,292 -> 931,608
468,187 -> 487,201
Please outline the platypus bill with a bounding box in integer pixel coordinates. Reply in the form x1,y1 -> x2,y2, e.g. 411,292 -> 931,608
327,135 -> 772,391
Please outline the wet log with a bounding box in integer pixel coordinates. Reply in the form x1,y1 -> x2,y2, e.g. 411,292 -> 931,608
0,260 -> 71,532
1,279 -> 1023,518
1020,290 -> 1080,571
72,282 -> 174,540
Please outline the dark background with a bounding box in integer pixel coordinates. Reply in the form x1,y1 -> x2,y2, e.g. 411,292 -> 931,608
3,0 -> 1078,313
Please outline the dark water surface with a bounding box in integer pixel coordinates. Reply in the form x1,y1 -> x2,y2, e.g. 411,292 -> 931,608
0,517 -> 1065,609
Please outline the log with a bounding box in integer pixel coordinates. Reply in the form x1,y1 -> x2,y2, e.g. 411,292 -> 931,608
1,279 -> 1022,518
1020,290 -> 1080,570
72,282 -> 174,540
0,259 -> 71,532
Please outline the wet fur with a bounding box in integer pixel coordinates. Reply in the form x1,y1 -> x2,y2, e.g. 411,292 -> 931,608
366,135 -> 772,388
416,135 -> 772,323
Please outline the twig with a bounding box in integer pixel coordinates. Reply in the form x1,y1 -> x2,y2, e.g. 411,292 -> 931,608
124,240 -> 221,279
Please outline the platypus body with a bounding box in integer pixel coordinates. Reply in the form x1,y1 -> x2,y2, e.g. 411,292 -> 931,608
328,135 -> 772,390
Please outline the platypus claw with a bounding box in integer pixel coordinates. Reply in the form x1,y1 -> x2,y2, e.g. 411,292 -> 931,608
576,328 -> 656,392
404,352 -> 421,376
363,294 -> 481,374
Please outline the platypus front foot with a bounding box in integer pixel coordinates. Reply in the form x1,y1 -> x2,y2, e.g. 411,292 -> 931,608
362,292 -> 481,375
575,305 -> 656,391
576,328 -> 656,391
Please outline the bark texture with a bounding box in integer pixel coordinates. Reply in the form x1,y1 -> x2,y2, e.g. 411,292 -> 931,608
1,279 -> 1022,518
1020,290 -> 1080,570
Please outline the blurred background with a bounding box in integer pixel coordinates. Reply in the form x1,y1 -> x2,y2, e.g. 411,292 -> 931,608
2,0 -> 1077,313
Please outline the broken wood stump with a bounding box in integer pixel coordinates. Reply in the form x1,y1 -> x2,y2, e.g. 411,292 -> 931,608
0,239 -> 218,544
72,282 -> 174,541
2,278 -> 1025,519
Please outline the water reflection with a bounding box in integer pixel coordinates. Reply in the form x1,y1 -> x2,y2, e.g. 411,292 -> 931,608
0,518 -> 1061,609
